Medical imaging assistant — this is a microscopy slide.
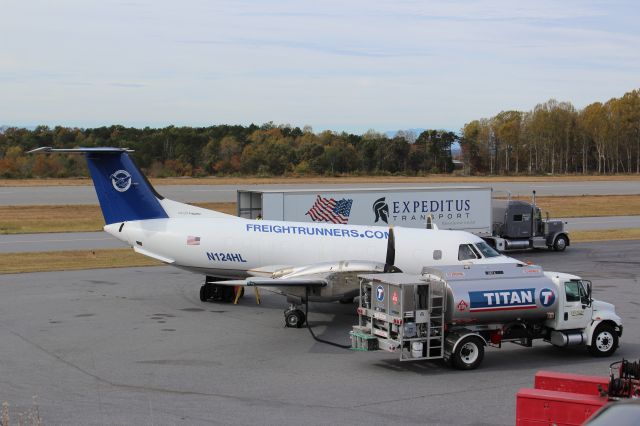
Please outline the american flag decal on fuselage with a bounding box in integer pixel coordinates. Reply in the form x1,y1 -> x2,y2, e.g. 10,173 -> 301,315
305,195 -> 353,224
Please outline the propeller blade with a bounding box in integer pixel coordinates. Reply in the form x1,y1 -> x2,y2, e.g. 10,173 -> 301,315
384,227 -> 395,272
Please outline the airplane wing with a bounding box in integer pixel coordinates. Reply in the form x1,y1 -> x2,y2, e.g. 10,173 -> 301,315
211,277 -> 327,287
210,259 -> 390,296
246,265 -> 295,277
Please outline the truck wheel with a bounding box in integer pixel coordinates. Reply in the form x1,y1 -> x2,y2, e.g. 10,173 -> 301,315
589,324 -> 618,357
452,336 -> 484,370
553,235 -> 568,251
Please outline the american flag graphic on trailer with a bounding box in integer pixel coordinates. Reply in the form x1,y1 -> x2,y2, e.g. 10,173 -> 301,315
305,195 -> 353,224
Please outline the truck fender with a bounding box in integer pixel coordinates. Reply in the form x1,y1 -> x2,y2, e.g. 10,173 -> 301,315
586,319 -> 623,345
446,331 -> 487,356
547,232 -> 570,247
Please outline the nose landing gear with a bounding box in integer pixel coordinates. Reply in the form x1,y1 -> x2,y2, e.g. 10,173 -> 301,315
284,304 -> 306,328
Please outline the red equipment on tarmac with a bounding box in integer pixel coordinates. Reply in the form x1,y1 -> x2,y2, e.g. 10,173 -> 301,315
516,358 -> 640,425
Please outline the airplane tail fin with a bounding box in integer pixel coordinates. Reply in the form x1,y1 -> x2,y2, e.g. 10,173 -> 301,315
29,147 -> 168,225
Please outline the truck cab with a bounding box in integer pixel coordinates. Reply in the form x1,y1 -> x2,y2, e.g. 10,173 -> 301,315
488,199 -> 569,252
544,272 -> 622,356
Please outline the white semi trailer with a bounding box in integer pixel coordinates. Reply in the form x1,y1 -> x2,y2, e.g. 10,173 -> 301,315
237,187 -> 570,252
351,263 -> 622,370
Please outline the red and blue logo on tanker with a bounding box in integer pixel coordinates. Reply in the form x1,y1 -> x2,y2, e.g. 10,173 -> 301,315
539,288 -> 556,307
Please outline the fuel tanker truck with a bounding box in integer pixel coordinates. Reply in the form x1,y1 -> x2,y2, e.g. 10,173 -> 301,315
350,263 -> 622,369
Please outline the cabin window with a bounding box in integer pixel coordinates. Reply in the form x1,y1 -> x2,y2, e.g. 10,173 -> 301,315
513,214 -> 523,222
564,281 -> 581,302
458,244 -> 478,261
475,242 -> 500,258
433,250 -> 442,260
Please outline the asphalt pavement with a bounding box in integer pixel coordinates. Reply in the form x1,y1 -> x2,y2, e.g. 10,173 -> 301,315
0,240 -> 638,425
2,180 -> 640,205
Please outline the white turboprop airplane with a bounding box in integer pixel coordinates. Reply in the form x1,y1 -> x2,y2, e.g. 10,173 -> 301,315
31,147 -> 521,327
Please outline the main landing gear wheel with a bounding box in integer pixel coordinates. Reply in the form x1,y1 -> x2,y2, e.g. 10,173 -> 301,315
199,285 -> 208,302
284,309 -> 306,328
589,324 -> 618,357
200,283 -> 235,303
452,336 -> 485,370
553,235 -> 568,252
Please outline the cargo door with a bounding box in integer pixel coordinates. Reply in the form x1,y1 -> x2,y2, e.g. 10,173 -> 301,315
557,281 -> 590,330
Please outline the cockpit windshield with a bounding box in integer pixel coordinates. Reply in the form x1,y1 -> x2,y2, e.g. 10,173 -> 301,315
475,242 -> 501,258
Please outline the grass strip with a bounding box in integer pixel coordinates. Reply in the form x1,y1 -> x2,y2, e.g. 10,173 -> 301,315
0,202 -> 236,234
569,228 -> 640,242
0,248 -> 161,274
513,195 -> 640,218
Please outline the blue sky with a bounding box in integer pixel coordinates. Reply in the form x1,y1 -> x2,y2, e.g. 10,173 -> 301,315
1,0 -> 638,133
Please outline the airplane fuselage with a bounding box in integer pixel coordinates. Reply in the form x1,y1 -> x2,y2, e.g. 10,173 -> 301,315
108,216 -> 516,282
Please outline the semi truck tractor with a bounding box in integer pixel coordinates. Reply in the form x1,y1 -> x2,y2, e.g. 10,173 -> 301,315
483,191 -> 570,252
237,187 -> 570,252
350,263 -> 622,370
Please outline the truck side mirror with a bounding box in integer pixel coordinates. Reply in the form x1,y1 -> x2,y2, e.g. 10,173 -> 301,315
581,281 -> 593,307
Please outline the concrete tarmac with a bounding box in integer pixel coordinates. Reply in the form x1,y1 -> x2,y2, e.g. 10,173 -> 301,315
2,180 -> 640,205
3,216 -> 639,254
0,240 -> 638,425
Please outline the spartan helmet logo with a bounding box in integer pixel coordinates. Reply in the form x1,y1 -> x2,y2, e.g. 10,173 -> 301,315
110,170 -> 132,192
373,197 -> 389,224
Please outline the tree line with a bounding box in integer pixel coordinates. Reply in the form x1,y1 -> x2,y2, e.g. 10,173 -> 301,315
0,124 -> 455,178
461,89 -> 640,175
1,89 -> 638,178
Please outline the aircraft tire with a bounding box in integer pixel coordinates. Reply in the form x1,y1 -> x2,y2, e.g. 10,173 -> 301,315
199,285 -> 208,302
222,286 -> 235,303
284,309 -> 306,328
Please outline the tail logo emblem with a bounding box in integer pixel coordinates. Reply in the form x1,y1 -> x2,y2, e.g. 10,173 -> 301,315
110,170 -> 132,192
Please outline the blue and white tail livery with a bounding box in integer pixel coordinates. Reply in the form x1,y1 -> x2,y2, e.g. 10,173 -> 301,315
29,147 -> 230,224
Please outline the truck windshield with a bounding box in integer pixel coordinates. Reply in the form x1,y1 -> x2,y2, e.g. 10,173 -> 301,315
475,242 -> 500,258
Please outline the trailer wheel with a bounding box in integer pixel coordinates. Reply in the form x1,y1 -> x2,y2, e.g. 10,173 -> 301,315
553,235 -> 568,252
589,324 -> 618,357
452,336 -> 485,370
